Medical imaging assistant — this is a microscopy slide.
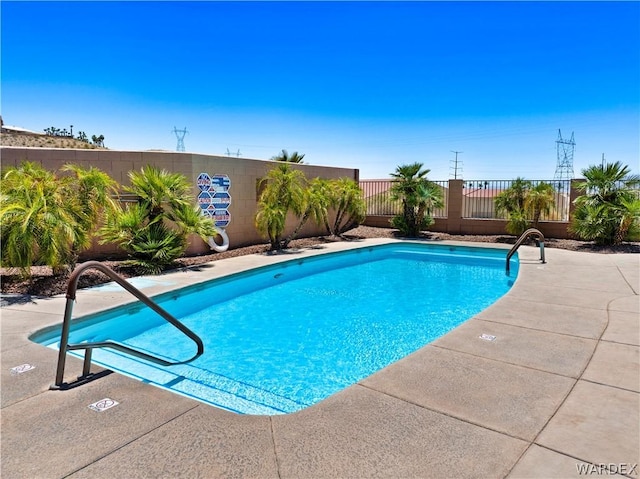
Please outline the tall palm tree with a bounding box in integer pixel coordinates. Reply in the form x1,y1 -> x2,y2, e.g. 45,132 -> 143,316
255,164 -> 307,250
571,162 -> 640,245
389,163 -> 443,237
271,149 -> 306,164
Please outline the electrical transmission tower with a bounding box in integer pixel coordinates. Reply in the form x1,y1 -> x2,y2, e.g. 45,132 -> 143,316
554,129 -> 575,181
173,127 -> 188,152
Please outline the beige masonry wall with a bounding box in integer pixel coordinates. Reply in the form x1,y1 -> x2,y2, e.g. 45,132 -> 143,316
1,147 -> 359,257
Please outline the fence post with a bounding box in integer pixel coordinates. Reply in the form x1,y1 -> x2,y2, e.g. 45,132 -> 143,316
447,179 -> 464,234
569,178 -> 582,223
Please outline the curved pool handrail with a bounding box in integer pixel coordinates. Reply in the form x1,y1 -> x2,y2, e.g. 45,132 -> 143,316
53,261 -> 204,389
506,228 -> 546,273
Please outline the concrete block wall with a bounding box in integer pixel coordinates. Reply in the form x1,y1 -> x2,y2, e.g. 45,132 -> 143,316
1,147 -> 358,257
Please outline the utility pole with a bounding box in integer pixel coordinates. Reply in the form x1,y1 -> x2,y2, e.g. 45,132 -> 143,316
450,150 -> 463,179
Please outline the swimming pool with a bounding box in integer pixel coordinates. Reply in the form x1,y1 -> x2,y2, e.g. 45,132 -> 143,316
33,242 -> 518,415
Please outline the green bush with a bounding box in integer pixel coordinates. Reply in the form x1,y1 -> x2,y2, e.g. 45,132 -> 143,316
389,163 -> 444,237
255,164 -> 307,250
570,162 -> 640,245
99,165 -> 216,273
494,179 -> 556,235
255,165 -> 366,250
0,162 -> 117,276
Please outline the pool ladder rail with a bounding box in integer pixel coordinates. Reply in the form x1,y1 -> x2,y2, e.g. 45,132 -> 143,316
51,261 -> 204,390
506,228 -> 546,274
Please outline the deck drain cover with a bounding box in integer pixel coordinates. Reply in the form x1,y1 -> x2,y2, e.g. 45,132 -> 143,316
479,333 -> 497,342
88,398 -> 119,412
10,363 -> 35,375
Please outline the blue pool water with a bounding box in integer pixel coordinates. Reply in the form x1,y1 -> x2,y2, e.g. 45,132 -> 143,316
33,243 -> 518,415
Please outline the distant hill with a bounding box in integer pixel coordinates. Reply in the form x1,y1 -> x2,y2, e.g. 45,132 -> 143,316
0,129 -> 106,149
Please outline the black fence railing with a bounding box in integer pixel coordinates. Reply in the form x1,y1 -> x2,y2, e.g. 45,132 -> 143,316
360,179 -> 448,218
360,179 -> 571,222
461,179 -> 571,221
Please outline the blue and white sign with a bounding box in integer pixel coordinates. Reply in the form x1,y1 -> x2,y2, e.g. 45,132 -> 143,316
197,191 -> 212,207
212,191 -> 231,209
213,209 -> 231,228
197,173 -> 231,228
211,174 -> 231,191
196,173 -> 212,192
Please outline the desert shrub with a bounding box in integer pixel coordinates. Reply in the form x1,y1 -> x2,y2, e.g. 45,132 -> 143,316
99,165 -> 216,273
0,161 -> 117,276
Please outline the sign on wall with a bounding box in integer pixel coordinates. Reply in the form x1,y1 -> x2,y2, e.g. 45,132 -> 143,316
197,172 -> 231,228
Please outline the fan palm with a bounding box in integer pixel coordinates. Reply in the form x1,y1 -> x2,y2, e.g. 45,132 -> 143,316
99,166 -> 216,272
390,163 -> 443,237
571,162 -> 640,245
271,149 -> 306,164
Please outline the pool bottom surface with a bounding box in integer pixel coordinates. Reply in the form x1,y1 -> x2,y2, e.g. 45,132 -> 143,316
38,244 -> 517,414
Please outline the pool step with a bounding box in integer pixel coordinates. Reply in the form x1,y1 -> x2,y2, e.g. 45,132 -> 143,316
73,347 -> 306,415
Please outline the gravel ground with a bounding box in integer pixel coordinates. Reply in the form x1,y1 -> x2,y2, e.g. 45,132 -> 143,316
1,225 -> 638,298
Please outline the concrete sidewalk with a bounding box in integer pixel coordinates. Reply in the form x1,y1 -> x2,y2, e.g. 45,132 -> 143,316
2,240 -> 638,478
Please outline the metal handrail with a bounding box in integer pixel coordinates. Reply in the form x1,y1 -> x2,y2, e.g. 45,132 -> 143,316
52,261 -> 204,389
506,228 -> 546,273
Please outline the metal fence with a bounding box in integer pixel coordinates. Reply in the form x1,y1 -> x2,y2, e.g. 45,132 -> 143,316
360,179 -> 571,221
360,179 -> 448,218
461,179 -> 571,221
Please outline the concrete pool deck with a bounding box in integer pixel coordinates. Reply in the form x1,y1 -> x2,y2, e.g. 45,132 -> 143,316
1,239 -> 638,478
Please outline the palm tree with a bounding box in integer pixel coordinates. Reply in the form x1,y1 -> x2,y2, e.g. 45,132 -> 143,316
571,162 -> 640,245
271,149 -> 306,164
99,165 -> 216,272
283,177 -> 331,248
1,162 -> 117,276
255,164 -> 307,250
494,178 -> 531,215
61,164 -> 118,237
389,163 -> 443,237
494,178 -> 533,235
327,177 -> 367,237
524,182 -> 556,229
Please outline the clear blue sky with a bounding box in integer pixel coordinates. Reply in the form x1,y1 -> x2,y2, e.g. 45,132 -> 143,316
2,1 -> 639,180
